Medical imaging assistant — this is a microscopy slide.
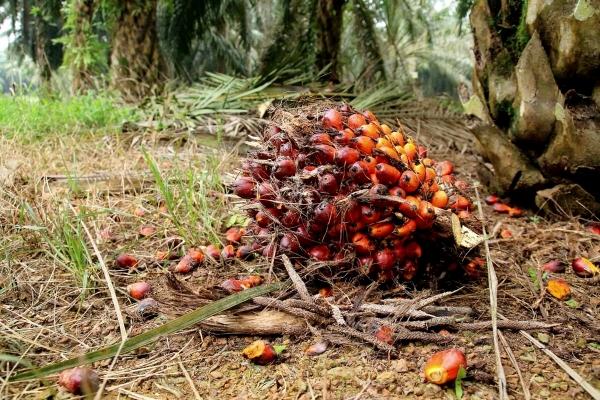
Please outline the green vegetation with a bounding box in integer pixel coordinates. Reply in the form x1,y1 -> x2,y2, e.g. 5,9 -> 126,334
0,93 -> 134,142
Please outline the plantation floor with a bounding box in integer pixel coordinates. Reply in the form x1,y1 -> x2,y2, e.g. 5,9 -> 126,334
1,124 -> 600,400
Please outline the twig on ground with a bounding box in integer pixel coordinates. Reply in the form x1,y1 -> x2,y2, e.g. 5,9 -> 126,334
327,325 -> 398,356
178,358 -> 202,400
498,331 -> 531,400
474,187 -> 508,400
282,254 -> 311,302
456,320 -> 558,331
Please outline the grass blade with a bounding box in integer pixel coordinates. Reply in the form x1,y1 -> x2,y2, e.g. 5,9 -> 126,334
10,281 -> 289,382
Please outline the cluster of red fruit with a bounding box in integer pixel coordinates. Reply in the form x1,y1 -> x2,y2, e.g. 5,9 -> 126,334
232,103 -> 473,281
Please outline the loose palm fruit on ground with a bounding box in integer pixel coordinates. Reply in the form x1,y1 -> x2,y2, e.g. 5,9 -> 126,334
547,279 -> 571,300
424,349 -> 467,385
572,257 -> 600,278
127,282 -> 151,300
241,340 -> 278,365
58,367 -> 100,395
115,254 -> 137,269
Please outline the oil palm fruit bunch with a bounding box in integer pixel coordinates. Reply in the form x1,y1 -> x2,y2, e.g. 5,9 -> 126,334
233,103 -> 473,282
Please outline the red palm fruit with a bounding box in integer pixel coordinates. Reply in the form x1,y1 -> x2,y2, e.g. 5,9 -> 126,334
318,173 -> 339,195
389,131 -> 405,146
456,195 -> 471,210
242,340 -> 278,365
327,222 -> 347,237
313,144 -> 336,165
348,113 -> 367,129
399,196 -> 419,218
499,228 -> 512,238
322,109 -> 343,130
375,163 -> 401,186
175,257 -> 194,273
401,259 -> 419,280
369,184 -> 390,207
357,255 -> 375,273
375,248 -> 395,270
314,201 -> 337,225
411,162 -> 426,182
380,206 -> 394,219
417,145 -> 428,158
492,203 -> 511,213
374,146 -> 400,161
333,128 -> 355,144
332,251 -> 351,268
156,250 -> 179,261
294,224 -> 316,246
280,233 -> 301,254
376,137 -> 394,149
204,244 -> 221,260
236,245 -> 254,260
273,157 -> 296,179
248,162 -> 270,181
221,279 -> 246,293
424,349 -> 467,385
262,243 -> 277,258
416,201 -> 435,229
115,254 -> 138,269
348,161 -> 371,184
370,173 -> 379,184
428,180 -> 440,193
221,245 -> 236,260
186,250 -> 204,264
435,161 -> 454,176
281,210 -> 301,228
310,133 -> 334,145
404,141 -> 417,161
256,212 -> 272,228
455,180 -> 469,191
308,245 -> 331,261
389,186 -> 407,203
363,155 -> 378,173
244,275 -> 264,287
278,141 -> 297,158
257,182 -> 277,206
484,194 -> 500,205
357,123 -> 381,139
265,126 -> 281,140
226,227 -> 242,243
362,109 -> 378,122
394,219 -> 417,237
425,167 -> 436,182
139,226 -> 156,237
542,260 -> 566,273
586,224 -> 600,235
404,241 -> 422,259
399,170 -> 420,193
572,257 -> 600,277
58,367 -> 100,395
441,174 -> 456,184
431,191 -> 449,208
350,136 -> 376,154
341,200 -> 362,223
457,209 -> 471,219
310,222 -> 326,233
334,146 -> 360,166
508,207 -> 522,217
352,232 -> 376,255
368,222 -> 395,238
339,103 -> 353,112
256,228 -> 271,245
300,186 -> 321,205
127,282 -> 151,300
361,205 -> 382,225
392,242 -> 406,259
348,220 -> 367,232
374,326 -> 394,344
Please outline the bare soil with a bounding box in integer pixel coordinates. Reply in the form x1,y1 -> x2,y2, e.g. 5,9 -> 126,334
1,125 -> 600,400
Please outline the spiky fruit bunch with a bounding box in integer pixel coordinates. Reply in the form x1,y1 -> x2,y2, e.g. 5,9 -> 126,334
234,103 -> 473,281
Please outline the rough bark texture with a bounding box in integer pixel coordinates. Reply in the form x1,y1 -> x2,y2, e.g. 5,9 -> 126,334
316,0 -> 346,83
71,0 -> 97,93
110,0 -> 161,98
464,0 -> 600,212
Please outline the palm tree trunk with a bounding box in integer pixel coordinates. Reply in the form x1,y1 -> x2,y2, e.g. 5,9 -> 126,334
110,0 -> 161,98
316,0 -> 347,83
71,0 -> 97,93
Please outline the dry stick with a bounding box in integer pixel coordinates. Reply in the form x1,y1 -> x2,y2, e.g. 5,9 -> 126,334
517,329 -> 600,400
177,358 -> 202,400
474,188 -> 508,400
281,254 -> 311,302
421,306 -> 473,315
456,320 -> 557,330
327,325 -> 398,356
69,203 -> 128,400
498,331 -> 531,400
359,303 -> 433,319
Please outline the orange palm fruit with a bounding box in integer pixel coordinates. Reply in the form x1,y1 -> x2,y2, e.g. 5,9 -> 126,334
350,136 -> 376,154
362,155 -> 378,174
389,131 -> 405,146
374,163 -> 401,186
393,219 -> 417,237
425,167 -> 436,182
362,109 -> 378,122
357,123 -> 381,139
368,222 -> 395,238
352,232 -> 376,255
374,146 -> 400,161
404,141 -> 417,161
322,108 -> 343,130
435,161 -> 454,176
424,349 -> 467,385
412,162 -> 426,182
380,124 -> 392,136
241,340 -> 278,365
399,170 -> 420,193
547,279 -> 571,300
431,191 -> 449,208
399,196 -> 419,219
376,137 -> 394,149
348,114 -> 367,129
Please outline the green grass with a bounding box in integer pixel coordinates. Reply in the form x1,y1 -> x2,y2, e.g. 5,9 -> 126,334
0,92 -> 135,141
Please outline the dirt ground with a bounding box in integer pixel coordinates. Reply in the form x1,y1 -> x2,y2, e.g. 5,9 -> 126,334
1,121 -> 600,400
